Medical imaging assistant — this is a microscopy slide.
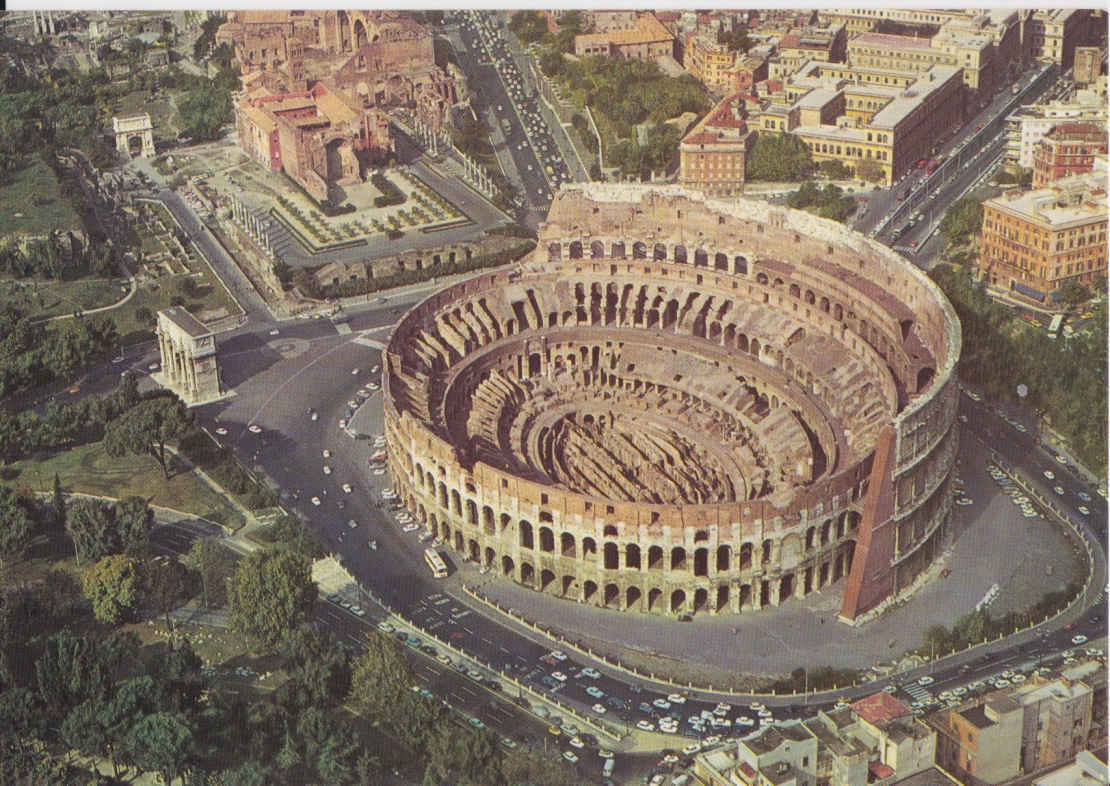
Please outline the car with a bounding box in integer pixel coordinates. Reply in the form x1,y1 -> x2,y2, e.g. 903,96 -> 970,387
1072,634 -> 1088,645
585,685 -> 605,699
367,381 -> 380,391
311,411 -> 319,421
579,667 -> 600,679
323,449 -> 331,458
347,400 -> 359,410
1078,491 -> 1092,502
367,539 -> 378,550
551,671 -> 567,682
667,693 -> 687,704
339,419 -> 347,429
1056,454 -> 1067,464
652,698 -> 671,710
376,621 -> 394,633
248,424 -> 262,434
749,702 -> 765,712
402,523 -> 420,532
918,676 -> 935,686
148,362 -> 160,372
349,606 -> 366,617
561,750 -> 578,763
351,368 -> 360,375
310,496 -> 321,506
683,742 -> 703,755
1044,470 -> 1055,480
467,717 -> 485,729
549,650 -> 567,661
1078,505 -> 1090,515
568,735 -> 584,748
382,488 -> 398,500
323,465 -> 332,475
346,519 -> 358,529
637,719 -> 656,731
736,716 -> 755,726
955,496 -> 973,506
342,483 -> 352,494
757,708 -> 773,719
547,724 -> 562,737
1054,486 -> 1065,495
214,427 -> 228,436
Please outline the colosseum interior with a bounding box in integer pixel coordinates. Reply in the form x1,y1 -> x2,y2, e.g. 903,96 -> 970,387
383,185 -> 961,623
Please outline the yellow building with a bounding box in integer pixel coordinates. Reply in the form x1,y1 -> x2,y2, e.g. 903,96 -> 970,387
847,30 -> 996,95
679,93 -> 752,197
684,33 -> 736,95
574,12 -> 674,62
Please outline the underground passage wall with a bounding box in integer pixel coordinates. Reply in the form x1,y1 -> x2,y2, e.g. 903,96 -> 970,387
382,184 -> 961,622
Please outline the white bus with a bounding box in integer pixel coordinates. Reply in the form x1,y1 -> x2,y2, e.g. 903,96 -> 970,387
424,547 -> 448,578
1047,314 -> 1064,339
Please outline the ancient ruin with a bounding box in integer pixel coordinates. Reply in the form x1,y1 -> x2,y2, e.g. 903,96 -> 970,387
154,308 -> 223,405
113,114 -> 155,159
383,185 -> 961,622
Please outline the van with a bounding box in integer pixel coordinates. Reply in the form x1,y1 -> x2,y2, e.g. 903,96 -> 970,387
602,758 -> 616,777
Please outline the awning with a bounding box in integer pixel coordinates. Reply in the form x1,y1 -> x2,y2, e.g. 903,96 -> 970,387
1011,281 -> 1046,302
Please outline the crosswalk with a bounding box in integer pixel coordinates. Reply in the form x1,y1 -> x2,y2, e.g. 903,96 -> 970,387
902,681 -> 934,704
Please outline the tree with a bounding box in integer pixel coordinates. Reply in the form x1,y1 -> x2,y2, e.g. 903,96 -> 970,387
35,629 -> 111,719
51,472 -> 66,530
717,25 -> 751,53
856,158 -> 885,184
183,536 -> 234,609
104,396 -> 193,479
144,555 -> 186,629
123,712 -> 195,784
65,496 -> 151,564
1054,280 -> 1091,309
0,486 -> 36,568
227,548 -> 316,648
83,554 -> 141,623
819,159 -> 852,179
745,132 -> 814,181
939,197 -> 984,247
178,82 -> 233,141
349,632 -> 417,718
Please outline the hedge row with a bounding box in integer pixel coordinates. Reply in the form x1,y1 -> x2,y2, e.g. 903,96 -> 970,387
372,173 -> 406,208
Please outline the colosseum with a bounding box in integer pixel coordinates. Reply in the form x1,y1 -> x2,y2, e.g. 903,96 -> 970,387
382,185 -> 961,623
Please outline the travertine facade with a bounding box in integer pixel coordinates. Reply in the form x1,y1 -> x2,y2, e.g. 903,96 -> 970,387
383,186 -> 960,622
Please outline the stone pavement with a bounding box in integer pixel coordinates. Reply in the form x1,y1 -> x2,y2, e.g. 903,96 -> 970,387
458,436 -> 1083,682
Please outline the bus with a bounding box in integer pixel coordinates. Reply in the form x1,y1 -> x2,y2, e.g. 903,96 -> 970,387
1047,314 -> 1064,339
424,547 -> 448,578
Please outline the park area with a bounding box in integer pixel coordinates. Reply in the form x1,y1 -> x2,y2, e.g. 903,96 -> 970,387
0,154 -> 84,238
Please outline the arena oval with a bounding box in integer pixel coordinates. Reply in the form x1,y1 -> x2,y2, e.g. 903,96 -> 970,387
382,185 -> 961,623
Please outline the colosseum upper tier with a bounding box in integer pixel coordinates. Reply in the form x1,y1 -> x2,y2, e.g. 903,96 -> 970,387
383,185 -> 961,622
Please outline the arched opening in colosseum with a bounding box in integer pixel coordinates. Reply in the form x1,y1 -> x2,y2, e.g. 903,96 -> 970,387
834,303 -> 844,320
548,243 -> 561,262
670,589 -> 686,613
739,583 -> 752,607
521,562 -> 535,586
603,542 -> 619,570
693,548 -> 708,576
804,566 -> 813,594
750,338 -> 761,358
761,539 -> 773,564
820,520 -> 831,545
604,583 -> 620,607
561,575 -> 575,596
760,580 -> 771,606
414,463 -> 424,488
756,272 -> 769,285
560,532 -> 575,557
450,490 -> 461,517
716,546 -> 730,571
716,584 -> 729,611
674,245 -> 687,264
737,333 -> 749,353
417,504 -> 427,524
468,539 -> 479,562
714,252 -> 728,271
454,531 -> 464,553
440,520 -> 450,541
820,296 -> 830,312
569,241 -> 583,259
502,555 -> 514,576
437,482 -> 447,509
694,587 -> 708,612
917,366 -> 935,393
483,507 -> 494,534
583,580 -> 598,602
654,243 -> 666,260
780,573 -> 794,602
528,353 -> 541,376
498,513 -> 510,532
819,561 -> 830,588
739,543 -> 752,570
541,569 -> 556,592
790,283 -> 801,298
846,511 -> 861,533
662,300 -> 679,330
694,249 -> 708,267
465,499 -> 477,525
671,547 -> 687,571
626,544 -> 641,569
539,527 -> 554,552
647,546 -> 663,569
833,553 -> 845,582
590,241 -> 603,259
612,242 -> 626,258
520,521 -> 534,549
484,546 -> 495,567
734,256 -> 748,275
648,587 -> 663,611
631,241 -> 646,259
805,527 -> 815,550
627,586 -> 642,610
583,537 -> 597,558
805,290 -> 815,305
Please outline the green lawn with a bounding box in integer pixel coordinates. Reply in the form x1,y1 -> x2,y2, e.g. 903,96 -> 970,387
6,442 -> 245,531
110,272 -> 238,345
0,277 -> 129,320
0,155 -> 83,237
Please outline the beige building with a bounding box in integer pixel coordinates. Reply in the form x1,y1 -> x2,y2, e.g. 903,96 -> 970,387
1015,676 -> 1095,772
978,170 -> 1108,307
848,30 -> 996,96
155,308 -> 223,405
678,92 -> 752,197
1026,9 -> 1090,70
1073,46 -> 1105,86
684,33 -> 737,95
574,12 -> 674,62
1005,89 -> 1108,167
931,696 -> 1024,784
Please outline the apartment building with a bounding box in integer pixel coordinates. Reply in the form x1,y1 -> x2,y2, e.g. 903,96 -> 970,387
678,92 -> 751,197
1005,89 -> 1108,167
684,33 -> 737,95
730,55 -> 768,94
978,170 -> 1108,306
1026,9 -> 1090,70
1073,46 -> 1105,86
1033,749 -> 1109,786
1014,676 -> 1094,772
847,30 -> 997,96
1032,122 -> 1108,186
930,696 -> 1024,784
573,12 -> 674,62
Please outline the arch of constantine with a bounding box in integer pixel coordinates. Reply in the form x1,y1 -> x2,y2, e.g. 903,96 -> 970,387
155,308 -> 223,405
382,185 -> 961,623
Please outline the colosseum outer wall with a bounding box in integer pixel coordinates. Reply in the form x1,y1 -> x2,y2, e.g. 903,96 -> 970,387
382,184 -> 960,621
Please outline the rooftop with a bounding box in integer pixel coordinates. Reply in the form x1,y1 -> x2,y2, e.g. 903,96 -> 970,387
958,705 -> 995,730
853,691 -> 912,727
852,32 -> 933,50
577,12 -> 673,48
986,173 -> 1108,228
742,722 -> 815,755
160,307 -> 212,339
870,65 -> 962,129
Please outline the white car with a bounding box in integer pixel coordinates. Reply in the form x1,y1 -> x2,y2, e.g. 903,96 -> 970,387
561,750 -> 578,763
323,449 -> 331,458
402,523 -> 420,533
652,698 -> 671,710
549,650 -> 567,661
338,419 -> 347,429
579,667 -> 600,679
682,742 -> 702,755
568,736 -> 584,749
551,671 -> 567,682
367,381 -> 380,391
1072,634 -> 1089,646
1078,505 -> 1090,515
592,703 -> 607,715
370,365 -> 380,374
667,693 -> 686,704
214,427 -> 228,436
346,519 -> 358,529
636,720 -> 655,731
1044,470 -> 1055,480
311,412 -> 319,421
342,483 -> 352,494
1054,486 -> 1064,495
918,675 -> 935,686
1056,454 -> 1067,464
323,465 -> 332,475
310,496 -> 321,506
1078,491 -> 1091,502
248,424 -> 262,434
351,368 -> 359,375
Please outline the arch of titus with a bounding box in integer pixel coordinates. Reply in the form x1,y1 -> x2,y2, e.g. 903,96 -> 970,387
155,308 -> 222,405
113,114 -> 155,158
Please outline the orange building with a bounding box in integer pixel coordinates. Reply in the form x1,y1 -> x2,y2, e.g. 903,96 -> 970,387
1032,122 -> 1108,186
978,171 -> 1108,307
678,93 -> 752,197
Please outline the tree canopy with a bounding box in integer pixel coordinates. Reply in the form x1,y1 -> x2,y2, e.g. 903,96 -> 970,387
65,495 -> 152,564
938,197 -> 984,246
227,547 -> 317,648
745,132 -> 814,181
82,553 -> 142,623
104,396 -> 192,479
